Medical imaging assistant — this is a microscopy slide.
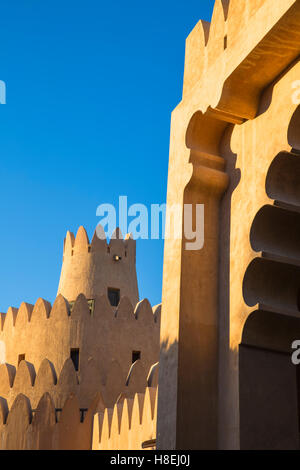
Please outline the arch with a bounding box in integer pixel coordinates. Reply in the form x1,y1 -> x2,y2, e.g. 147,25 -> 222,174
243,257 -> 300,313
266,151 -> 300,206
186,110 -> 230,157
242,309 -> 300,352
250,204 -> 300,260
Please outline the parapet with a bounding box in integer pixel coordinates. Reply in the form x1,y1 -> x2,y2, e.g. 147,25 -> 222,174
92,385 -> 158,450
57,226 -> 139,306
0,354 -> 157,408
0,361 -> 159,450
182,0 -> 300,120
0,294 -> 161,408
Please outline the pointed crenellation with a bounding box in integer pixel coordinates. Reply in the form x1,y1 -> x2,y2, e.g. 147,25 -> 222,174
91,225 -> 108,253
0,293 -> 160,405
35,359 -> 57,389
2,307 -> 18,331
0,292 -> 159,340
63,230 -> 75,257
125,360 -> 148,396
114,296 -> 135,320
57,224 -> 139,304
74,226 -> 90,254
183,20 -> 210,97
0,359 -> 159,449
13,361 -> 35,396
14,303 -> 34,328
31,298 -> 52,322
50,294 -> 70,319
0,364 -> 15,398
183,0 -> 270,97
134,299 -> 155,323
93,384 -> 158,450
110,402 -> 123,449
62,225 -> 136,257
152,304 -> 161,325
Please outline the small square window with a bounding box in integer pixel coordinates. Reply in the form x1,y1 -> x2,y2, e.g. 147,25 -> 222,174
132,351 -> 141,363
108,288 -> 120,307
70,348 -> 80,371
18,354 -> 25,365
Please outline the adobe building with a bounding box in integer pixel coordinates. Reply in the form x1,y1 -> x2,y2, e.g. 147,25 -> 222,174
0,227 -> 160,449
157,0 -> 300,451
1,0 -> 300,451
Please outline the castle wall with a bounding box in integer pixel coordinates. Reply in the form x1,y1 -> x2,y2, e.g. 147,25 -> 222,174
0,365 -> 158,450
0,294 -> 160,409
157,0 -> 300,450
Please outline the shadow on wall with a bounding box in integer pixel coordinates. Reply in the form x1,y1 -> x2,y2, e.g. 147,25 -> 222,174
240,104 -> 300,450
0,359 -> 159,450
217,123 -> 241,450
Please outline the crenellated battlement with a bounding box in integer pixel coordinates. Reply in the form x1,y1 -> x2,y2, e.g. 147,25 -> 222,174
0,294 -> 160,332
92,384 -> 158,450
0,355 -> 158,410
63,226 -> 136,259
183,0 -> 267,96
0,391 -> 99,450
57,226 -> 139,305
0,293 -> 160,410
0,386 -> 158,450
183,0 -> 300,120
0,219 -> 160,439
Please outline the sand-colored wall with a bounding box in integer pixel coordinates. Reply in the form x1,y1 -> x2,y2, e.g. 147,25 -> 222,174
218,61 -> 300,449
0,294 -> 160,409
92,386 -> 157,450
0,392 -> 97,450
0,364 -> 158,450
57,227 -> 139,306
157,0 -> 300,450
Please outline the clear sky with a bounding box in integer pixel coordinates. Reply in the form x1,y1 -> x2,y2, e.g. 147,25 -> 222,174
0,0 -> 214,312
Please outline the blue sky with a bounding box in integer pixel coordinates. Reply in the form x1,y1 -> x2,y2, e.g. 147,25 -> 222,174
0,0 -> 214,311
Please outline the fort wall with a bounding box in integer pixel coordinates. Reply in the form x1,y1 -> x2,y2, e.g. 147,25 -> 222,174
92,386 -> 157,450
0,363 -> 158,450
0,294 -> 160,409
158,0 -> 300,450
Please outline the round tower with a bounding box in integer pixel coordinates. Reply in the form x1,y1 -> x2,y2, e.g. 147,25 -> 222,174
57,226 -> 139,306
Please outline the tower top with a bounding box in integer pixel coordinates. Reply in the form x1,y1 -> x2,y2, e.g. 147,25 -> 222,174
57,226 -> 139,306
